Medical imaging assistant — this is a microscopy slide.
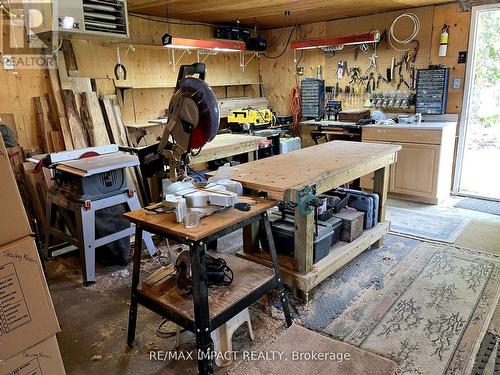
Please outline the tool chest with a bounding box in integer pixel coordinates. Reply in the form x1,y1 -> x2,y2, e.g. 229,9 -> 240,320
415,68 -> 450,115
301,78 -> 325,118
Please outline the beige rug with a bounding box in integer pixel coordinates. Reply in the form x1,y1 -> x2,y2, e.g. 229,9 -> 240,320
232,324 -> 397,375
454,220 -> 500,256
327,242 -> 500,375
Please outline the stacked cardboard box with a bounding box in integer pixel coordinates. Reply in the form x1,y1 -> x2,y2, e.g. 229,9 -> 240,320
0,136 -> 65,374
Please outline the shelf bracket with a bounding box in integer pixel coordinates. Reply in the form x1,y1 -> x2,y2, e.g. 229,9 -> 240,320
197,49 -> 218,64
169,49 -> 191,71
240,51 -> 259,72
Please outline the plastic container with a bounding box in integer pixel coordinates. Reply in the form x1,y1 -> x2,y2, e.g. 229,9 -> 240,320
262,217 -> 333,264
319,216 -> 343,247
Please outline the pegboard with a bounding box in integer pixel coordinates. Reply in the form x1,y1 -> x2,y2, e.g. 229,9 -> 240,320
323,6 -> 435,109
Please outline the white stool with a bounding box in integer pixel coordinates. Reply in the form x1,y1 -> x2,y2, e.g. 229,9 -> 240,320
176,308 -> 254,367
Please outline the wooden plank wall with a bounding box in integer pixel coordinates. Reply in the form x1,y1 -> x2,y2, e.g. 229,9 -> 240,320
260,3 -> 471,115
430,5 -> 471,113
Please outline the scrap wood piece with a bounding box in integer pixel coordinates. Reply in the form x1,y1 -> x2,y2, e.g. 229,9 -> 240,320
92,79 -> 116,97
141,264 -> 175,296
101,95 -> 128,146
63,90 -> 88,149
81,92 -> 111,147
69,77 -> 92,94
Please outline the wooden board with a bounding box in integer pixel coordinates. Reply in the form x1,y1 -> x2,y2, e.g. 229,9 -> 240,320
124,197 -> 276,241
63,90 -> 88,149
237,222 -> 389,292
33,96 -> 54,153
138,252 -> 274,321
190,133 -> 266,164
81,92 -> 111,146
207,141 -> 401,200
48,67 -> 74,150
101,95 -> 129,146
50,130 -> 65,152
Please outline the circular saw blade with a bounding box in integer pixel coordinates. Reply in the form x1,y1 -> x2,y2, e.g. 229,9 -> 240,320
177,77 -> 220,150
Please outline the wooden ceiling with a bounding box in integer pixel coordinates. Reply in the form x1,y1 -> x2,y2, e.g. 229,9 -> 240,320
127,0 -> 455,28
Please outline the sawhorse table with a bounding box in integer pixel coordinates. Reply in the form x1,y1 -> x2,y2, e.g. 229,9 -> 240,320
124,197 -> 292,375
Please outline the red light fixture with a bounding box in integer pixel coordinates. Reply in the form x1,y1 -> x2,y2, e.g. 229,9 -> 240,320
291,31 -> 380,50
162,34 -> 246,52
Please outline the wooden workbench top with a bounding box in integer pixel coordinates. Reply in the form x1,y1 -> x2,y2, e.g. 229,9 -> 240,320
208,140 -> 401,200
190,133 -> 266,164
124,197 -> 276,241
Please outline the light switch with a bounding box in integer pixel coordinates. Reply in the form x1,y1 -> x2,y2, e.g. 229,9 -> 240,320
453,78 -> 461,89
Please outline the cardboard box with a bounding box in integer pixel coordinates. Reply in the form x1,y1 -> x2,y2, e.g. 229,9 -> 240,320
0,136 -> 31,247
0,335 -> 66,375
0,236 -> 60,360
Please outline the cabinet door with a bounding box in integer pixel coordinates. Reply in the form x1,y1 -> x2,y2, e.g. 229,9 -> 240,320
390,143 -> 440,197
360,140 -> 392,189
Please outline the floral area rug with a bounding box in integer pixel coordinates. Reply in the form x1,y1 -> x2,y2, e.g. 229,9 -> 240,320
328,242 -> 500,375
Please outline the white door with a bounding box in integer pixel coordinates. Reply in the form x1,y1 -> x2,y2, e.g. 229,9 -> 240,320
454,4 -> 500,200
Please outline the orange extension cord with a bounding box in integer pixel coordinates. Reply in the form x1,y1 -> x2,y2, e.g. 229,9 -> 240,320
289,79 -> 302,137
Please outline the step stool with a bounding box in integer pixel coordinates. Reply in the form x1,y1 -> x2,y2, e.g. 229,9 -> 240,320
44,189 -> 156,285
176,308 -> 254,367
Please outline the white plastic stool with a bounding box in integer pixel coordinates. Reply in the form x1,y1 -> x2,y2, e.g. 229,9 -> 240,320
176,308 -> 254,367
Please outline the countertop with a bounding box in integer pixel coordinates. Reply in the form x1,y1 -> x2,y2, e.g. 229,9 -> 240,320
301,119 -> 457,131
363,121 -> 457,130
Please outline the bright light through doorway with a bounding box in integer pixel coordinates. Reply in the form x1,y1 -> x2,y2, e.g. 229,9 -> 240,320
457,6 -> 500,200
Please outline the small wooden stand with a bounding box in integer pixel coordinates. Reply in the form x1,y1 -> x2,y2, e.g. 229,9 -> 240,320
124,197 -> 292,375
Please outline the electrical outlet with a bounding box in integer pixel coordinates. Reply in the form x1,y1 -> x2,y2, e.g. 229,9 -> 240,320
296,67 -> 304,76
3,55 -> 14,70
453,78 -> 461,89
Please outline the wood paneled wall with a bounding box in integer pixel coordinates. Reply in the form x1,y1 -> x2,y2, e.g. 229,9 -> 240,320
1,4 -> 471,150
260,3 -> 471,115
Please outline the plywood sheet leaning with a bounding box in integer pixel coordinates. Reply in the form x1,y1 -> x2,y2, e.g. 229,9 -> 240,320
63,90 -> 88,149
81,92 -> 111,146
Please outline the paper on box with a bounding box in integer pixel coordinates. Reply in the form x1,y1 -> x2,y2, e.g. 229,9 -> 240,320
0,236 -> 60,360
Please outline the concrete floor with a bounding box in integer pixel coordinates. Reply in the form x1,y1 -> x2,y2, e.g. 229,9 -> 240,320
46,197 -> 500,374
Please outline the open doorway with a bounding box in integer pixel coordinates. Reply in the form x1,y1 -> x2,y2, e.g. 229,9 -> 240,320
454,4 -> 500,200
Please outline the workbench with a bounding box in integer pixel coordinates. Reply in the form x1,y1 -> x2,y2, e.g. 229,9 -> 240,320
209,141 -> 401,299
190,133 -> 266,164
124,197 -> 292,375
